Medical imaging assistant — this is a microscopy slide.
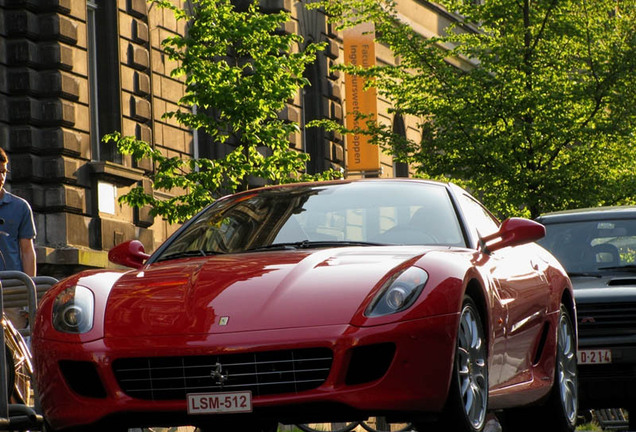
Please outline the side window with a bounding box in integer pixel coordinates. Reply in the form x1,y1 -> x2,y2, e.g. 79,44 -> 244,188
458,193 -> 499,239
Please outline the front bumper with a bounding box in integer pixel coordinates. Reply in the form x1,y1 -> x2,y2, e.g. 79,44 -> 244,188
33,314 -> 458,430
578,338 -> 636,409
575,290 -> 636,409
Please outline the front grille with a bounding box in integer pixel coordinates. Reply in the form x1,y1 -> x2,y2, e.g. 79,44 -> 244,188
579,364 -> 636,380
112,348 -> 333,401
577,302 -> 636,337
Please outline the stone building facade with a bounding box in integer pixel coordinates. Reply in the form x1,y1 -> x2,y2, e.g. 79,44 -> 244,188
0,0 -> 458,279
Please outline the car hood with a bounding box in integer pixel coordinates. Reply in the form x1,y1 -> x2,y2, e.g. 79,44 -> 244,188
104,247 -> 430,338
571,274 -> 636,303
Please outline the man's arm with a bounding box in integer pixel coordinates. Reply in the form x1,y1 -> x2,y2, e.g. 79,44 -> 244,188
19,237 -> 36,277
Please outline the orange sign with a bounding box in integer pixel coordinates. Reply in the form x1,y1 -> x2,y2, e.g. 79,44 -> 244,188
343,22 -> 380,172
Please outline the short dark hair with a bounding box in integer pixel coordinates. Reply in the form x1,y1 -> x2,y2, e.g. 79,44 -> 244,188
0,148 -> 7,164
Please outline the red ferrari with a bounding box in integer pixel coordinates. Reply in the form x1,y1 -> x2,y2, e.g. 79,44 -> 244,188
32,179 -> 577,432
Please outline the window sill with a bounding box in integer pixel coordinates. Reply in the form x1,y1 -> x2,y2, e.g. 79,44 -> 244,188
89,161 -> 144,186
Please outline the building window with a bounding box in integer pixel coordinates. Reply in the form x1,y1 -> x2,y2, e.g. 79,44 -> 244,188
393,114 -> 409,178
97,181 -> 117,214
302,59 -> 326,175
87,0 -> 122,163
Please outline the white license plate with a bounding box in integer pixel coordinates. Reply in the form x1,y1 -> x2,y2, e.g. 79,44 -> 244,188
187,391 -> 252,414
578,349 -> 612,364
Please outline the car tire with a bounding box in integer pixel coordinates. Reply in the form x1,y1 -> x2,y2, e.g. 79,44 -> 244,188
297,422 -> 360,432
360,418 -> 414,432
416,295 -> 488,432
196,419 -> 278,432
627,407 -> 636,431
42,421 -> 57,432
43,423 -> 131,432
504,304 -> 578,432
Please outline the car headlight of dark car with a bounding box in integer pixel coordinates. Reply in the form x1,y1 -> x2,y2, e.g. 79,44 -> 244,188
366,267 -> 428,317
52,285 -> 95,334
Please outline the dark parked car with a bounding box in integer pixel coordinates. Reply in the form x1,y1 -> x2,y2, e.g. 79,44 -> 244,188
537,206 -> 636,428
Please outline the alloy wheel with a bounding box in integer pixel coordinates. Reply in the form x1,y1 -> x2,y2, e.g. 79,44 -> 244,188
557,308 -> 578,426
456,303 -> 488,429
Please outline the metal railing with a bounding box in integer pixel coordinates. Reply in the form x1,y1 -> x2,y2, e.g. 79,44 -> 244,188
593,408 -> 629,431
0,271 -> 58,430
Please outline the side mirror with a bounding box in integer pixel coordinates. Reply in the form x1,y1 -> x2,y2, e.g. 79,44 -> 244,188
480,218 -> 545,254
108,240 -> 150,269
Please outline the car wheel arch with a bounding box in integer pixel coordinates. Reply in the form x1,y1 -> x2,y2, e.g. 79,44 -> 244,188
464,278 -> 490,348
560,289 -> 576,336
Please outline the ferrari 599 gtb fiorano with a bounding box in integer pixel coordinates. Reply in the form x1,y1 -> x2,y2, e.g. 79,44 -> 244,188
32,179 -> 577,432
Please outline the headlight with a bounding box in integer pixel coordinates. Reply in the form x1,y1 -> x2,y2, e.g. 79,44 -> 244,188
52,286 -> 95,334
366,267 -> 428,317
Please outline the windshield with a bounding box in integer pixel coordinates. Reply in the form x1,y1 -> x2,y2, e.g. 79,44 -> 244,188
155,181 -> 465,260
538,218 -> 636,275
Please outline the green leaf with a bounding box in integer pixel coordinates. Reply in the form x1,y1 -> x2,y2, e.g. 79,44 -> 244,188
313,0 -> 636,218
104,0 -> 341,223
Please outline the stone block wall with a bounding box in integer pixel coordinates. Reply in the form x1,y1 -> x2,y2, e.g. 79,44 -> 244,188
0,0 -> 443,278
0,0 -> 166,278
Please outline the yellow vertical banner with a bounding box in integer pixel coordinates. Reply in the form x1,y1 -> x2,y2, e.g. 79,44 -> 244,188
343,22 -> 380,172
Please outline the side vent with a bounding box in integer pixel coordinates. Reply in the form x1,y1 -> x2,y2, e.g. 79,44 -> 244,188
533,323 -> 551,365
59,360 -> 107,398
345,343 -> 396,386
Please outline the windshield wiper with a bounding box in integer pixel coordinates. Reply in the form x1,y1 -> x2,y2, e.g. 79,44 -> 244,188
157,250 -> 223,262
245,240 -> 384,252
568,271 -> 602,278
245,242 -> 301,252
597,265 -> 636,272
305,241 -> 385,247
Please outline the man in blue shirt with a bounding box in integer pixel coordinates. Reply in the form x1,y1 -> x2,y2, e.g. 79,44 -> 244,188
0,148 -> 36,276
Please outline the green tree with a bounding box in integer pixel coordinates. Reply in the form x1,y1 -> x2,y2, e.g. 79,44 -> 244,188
311,0 -> 636,218
105,0 -> 340,224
